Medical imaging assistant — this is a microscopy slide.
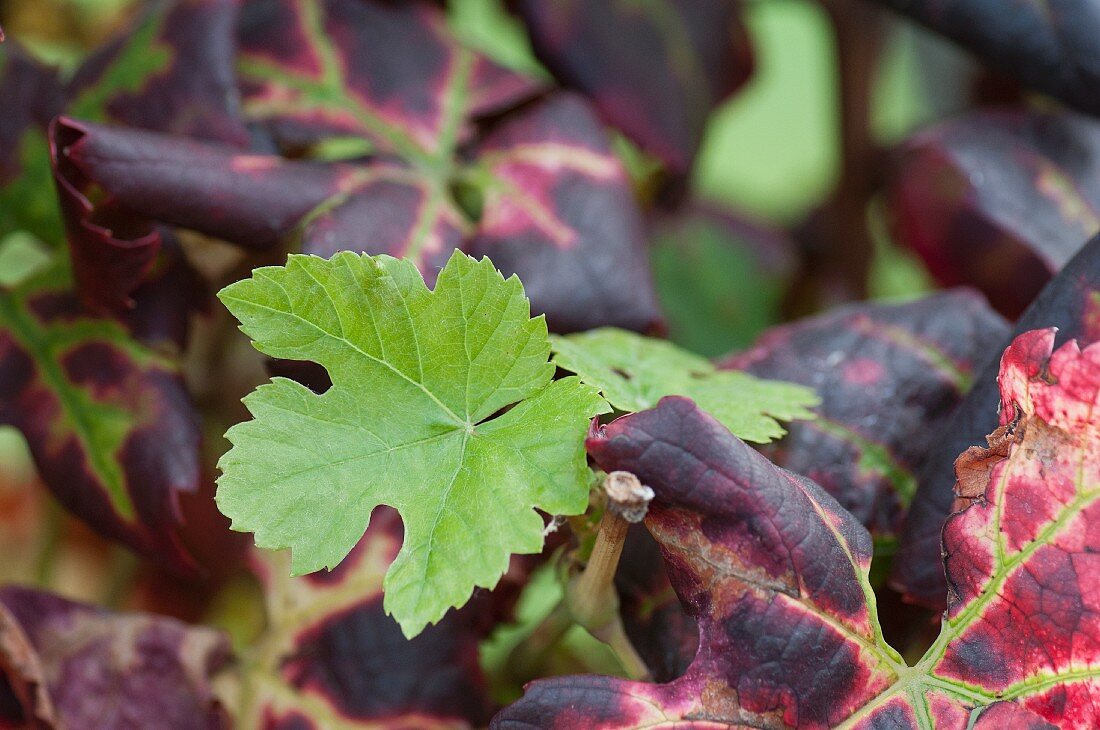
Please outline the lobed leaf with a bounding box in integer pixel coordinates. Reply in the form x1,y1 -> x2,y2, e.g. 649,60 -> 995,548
551,327 -> 818,444
216,251 -> 608,636
722,291 -> 1008,536
0,585 -> 230,728
496,328 -> 1100,727
870,0 -> 1100,118
888,109 -> 1100,318
514,0 -> 753,174
893,232 -> 1100,608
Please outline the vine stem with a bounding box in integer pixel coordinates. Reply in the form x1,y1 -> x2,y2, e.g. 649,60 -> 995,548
566,471 -> 654,681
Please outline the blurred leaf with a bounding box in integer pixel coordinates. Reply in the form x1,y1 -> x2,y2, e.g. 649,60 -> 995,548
650,202 -> 797,355
0,585 -> 230,728
0,41 -> 66,245
871,0 -> 1100,117
233,510 -> 496,728
888,109 -> 1100,318
514,0 -> 753,175
0,233 -> 53,287
0,263 -> 202,572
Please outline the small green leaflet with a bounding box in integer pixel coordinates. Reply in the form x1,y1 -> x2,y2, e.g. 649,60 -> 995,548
550,328 -> 818,443
217,251 -> 609,637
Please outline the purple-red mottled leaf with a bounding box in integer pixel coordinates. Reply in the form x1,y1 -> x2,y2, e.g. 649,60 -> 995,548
51,0 -> 248,313
870,0 -> 1100,117
893,232 -> 1100,609
55,94 -> 662,332
236,0 -> 540,156
888,109 -> 1100,318
497,337 -> 1100,726
0,41 -> 65,244
0,584 -> 229,729
614,526 -> 697,684
467,94 -> 661,333
497,396 -> 900,728
65,0 -> 248,145
515,0 -> 753,174
649,201 -> 798,357
0,263 -> 202,572
721,291 -> 1008,537
236,507 -> 494,729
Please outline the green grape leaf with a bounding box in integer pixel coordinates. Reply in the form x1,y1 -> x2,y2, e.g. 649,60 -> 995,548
550,327 -> 818,443
216,250 -> 609,637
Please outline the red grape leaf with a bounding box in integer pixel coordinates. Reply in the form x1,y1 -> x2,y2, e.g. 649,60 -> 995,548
55,93 -> 662,332
0,264 -> 201,572
514,0 -> 753,174
235,507 -> 497,728
0,585 -> 230,728
870,0 -> 1100,118
888,109 -> 1100,318
497,328 -> 1100,726
722,291 -> 1007,537
893,232 -> 1100,608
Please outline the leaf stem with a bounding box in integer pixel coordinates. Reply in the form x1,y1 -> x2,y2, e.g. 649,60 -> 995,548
504,600 -> 573,684
566,471 -> 654,680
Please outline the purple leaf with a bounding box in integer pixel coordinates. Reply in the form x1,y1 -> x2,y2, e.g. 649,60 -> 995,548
236,0 -> 540,155
0,265 -> 202,572
496,397 -> 895,728
869,0 -> 1100,118
52,0 -> 248,313
0,41 -> 65,243
0,585 -> 230,728
242,507 -> 496,728
722,291 -> 1008,537
467,93 -> 661,333
515,0 -> 754,174
55,94 -> 662,332
888,109 -> 1100,318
